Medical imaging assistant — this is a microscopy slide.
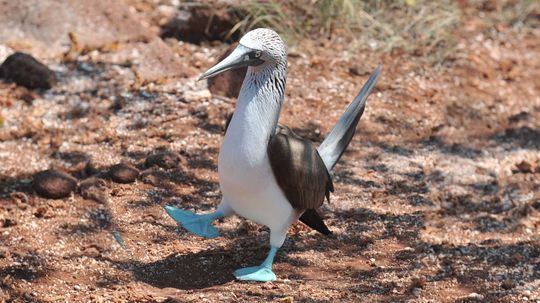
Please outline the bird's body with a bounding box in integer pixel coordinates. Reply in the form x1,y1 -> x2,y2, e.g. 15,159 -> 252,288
165,28 -> 381,282
218,60 -> 299,247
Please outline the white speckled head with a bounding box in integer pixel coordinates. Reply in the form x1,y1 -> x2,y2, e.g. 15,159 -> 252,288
199,28 -> 287,80
239,28 -> 287,67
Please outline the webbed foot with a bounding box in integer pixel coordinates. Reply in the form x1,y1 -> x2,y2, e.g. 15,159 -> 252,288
234,265 -> 276,282
164,206 -> 219,238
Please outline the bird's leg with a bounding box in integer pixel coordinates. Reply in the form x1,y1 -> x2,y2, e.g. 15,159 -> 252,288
234,246 -> 278,282
164,206 -> 225,239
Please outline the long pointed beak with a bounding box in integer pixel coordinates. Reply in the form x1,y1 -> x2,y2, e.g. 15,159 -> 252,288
198,44 -> 263,81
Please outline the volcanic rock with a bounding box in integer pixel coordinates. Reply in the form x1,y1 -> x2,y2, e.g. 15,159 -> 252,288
0,52 -> 57,89
109,163 -> 139,183
145,151 -> 181,169
33,169 -> 77,199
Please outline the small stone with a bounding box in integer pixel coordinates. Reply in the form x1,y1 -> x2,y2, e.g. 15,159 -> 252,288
140,169 -> 159,186
79,177 -> 105,189
140,169 -> 170,188
0,52 -> 57,89
34,206 -> 50,218
1,217 -> 17,228
79,178 -> 107,203
279,297 -> 294,303
10,192 -> 29,204
511,253 -> 524,264
348,65 -> 369,76
83,160 -> 99,177
111,95 -> 126,112
410,276 -> 427,289
501,279 -> 516,290
145,151 -> 181,169
467,293 -> 484,300
33,169 -> 77,199
109,163 -> 139,183
514,161 -> 534,174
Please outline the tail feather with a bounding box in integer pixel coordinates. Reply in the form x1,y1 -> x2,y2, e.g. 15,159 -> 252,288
317,65 -> 381,171
299,209 -> 332,235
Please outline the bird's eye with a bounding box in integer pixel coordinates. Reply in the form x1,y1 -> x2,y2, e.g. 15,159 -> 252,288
254,51 -> 262,58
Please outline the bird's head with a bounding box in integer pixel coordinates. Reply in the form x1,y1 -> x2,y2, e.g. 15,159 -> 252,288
199,28 -> 287,80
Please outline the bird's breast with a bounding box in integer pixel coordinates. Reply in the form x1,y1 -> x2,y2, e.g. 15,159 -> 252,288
218,129 -> 272,193
217,77 -> 283,205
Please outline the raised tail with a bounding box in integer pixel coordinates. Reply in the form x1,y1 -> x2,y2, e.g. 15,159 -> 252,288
317,65 -> 381,171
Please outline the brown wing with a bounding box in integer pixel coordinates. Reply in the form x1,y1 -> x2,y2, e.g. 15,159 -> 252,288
267,125 -> 334,210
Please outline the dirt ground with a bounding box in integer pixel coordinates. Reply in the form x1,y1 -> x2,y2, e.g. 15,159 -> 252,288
1,1 -> 539,302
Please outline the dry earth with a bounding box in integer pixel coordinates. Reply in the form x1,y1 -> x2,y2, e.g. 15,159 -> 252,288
0,1 -> 539,302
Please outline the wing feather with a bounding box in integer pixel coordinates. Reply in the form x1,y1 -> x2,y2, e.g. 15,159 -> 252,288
267,125 -> 333,210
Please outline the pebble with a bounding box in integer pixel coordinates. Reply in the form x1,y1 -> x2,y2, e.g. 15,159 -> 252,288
109,163 -> 139,183
467,293 -> 484,300
145,151 -> 181,169
514,160 -> 534,173
33,169 -> 77,199
410,276 -> 427,289
79,178 -> 108,203
83,160 -> 99,177
501,279 -> 516,290
0,52 -> 57,89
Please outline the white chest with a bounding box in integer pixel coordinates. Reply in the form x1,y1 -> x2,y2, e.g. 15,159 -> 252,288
218,93 -> 277,198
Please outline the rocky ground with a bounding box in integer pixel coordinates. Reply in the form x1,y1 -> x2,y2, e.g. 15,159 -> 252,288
0,1 -> 539,302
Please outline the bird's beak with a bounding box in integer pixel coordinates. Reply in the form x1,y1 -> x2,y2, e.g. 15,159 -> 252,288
198,44 -> 264,80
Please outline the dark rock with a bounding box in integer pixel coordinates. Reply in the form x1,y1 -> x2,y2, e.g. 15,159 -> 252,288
140,169 -> 170,188
83,160 -> 99,177
514,160 -> 534,174
410,276 -> 427,290
348,65 -> 369,76
34,206 -> 51,218
160,4 -> 241,43
207,43 -> 247,98
79,178 -> 107,203
33,169 -> 77,199
501,279 -> 516,290
145,151 -> 181,169
79,177 -> 107,191
109,163 -> 139,183
0,52 -> 57,89
1,217 -> 17,228
111,95 -> 126,112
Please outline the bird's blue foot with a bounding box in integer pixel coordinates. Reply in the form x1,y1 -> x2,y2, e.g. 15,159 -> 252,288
234,265 -> 277,282
164,206 -> 221,239
234,246 -> 279,282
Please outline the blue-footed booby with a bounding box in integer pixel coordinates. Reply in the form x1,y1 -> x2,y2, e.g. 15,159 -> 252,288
165,28 -> 381,282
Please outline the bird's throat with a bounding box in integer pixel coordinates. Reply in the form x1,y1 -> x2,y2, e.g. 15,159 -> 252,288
219,67 -> 286,169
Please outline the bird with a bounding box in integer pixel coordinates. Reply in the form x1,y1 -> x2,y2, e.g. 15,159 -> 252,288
164,28 -> 381,282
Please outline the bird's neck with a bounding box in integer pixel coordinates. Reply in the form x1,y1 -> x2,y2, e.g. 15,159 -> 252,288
227,65 -> 288,147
